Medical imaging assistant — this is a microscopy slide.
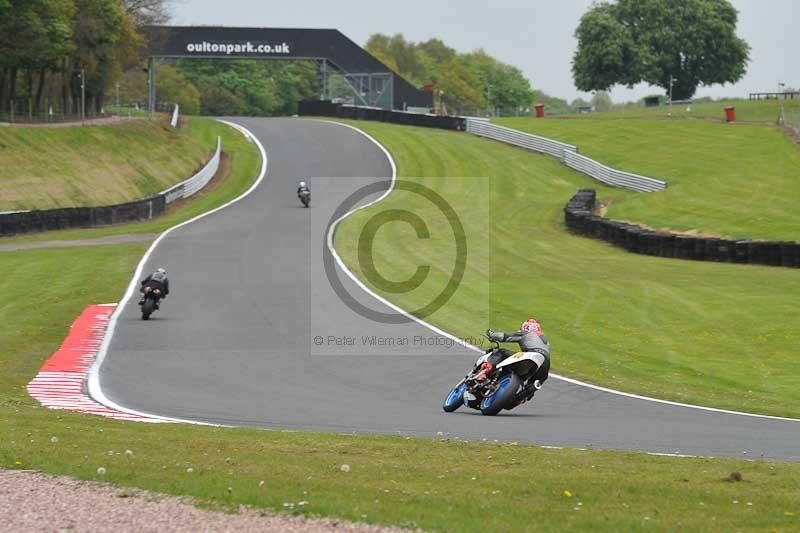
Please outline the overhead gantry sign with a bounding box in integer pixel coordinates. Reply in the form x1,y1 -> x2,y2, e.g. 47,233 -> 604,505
144,26 -> 432,111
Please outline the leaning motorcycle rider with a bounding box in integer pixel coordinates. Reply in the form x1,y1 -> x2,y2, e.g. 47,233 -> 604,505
139,267 -> 170,305
477,318 -> 551,403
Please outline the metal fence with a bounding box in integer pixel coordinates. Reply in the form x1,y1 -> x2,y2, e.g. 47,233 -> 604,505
161,136 -> 221,204
465,119 -> 667,192
564,151 -> 666,193
466,119 -> 577,161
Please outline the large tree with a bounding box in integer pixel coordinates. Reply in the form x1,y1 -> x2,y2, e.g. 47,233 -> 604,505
0,0 -> 74,113
572,0 -> 750,100
365,33 -> 534,112
122,0 -> 170,26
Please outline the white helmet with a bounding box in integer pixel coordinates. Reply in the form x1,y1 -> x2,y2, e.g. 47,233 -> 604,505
156,267 -> 166,275
299,181 -> 307,188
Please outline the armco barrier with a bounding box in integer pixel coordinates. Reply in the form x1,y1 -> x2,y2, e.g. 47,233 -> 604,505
0,136 -> 221,237
161,136 -> 221,204
465,119 -> 667,192
466,119 -> 577,161
563,189 -> 799,268
563,151 -> 666,192
299,100 -> 668,193
298,100 -> 466,131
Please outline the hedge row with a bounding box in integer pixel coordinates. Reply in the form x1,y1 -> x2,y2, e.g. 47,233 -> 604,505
564,189 -> 800,268
298,100 -> 466,131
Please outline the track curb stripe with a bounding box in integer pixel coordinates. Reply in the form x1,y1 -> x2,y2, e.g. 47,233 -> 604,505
26,304 -> 163,422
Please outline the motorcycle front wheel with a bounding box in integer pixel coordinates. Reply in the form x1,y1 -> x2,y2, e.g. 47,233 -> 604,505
480,373 -> 521,416
442,380 -> 467,412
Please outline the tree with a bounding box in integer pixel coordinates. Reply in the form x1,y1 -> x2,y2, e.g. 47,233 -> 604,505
365,33 -> 534,113
69,0 -> 128,112
438,57 -> 483,112
176,59 -> 319,116
467,49 -> 533,111
0,0 -> 75,113
571,97 -> 590,108
572,0 -> 750,100
156,65 -> 200,114
591,90 -> 613,111
532,90 -> 572,115
122,0 -> 170,26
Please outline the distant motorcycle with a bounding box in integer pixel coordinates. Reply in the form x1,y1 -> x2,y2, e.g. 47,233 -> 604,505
298,189 -> 311,208
139,286 -> 163,320
443,338 -> 543,416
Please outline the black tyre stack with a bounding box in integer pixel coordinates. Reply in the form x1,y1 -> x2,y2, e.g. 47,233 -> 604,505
563,189 -> 799,269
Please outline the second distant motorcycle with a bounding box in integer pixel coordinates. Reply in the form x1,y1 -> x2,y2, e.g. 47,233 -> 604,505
297,180 -> 311,207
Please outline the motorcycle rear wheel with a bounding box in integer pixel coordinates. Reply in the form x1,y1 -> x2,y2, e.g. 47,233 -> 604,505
480,373 -> 521,416
141,298 -> 155,320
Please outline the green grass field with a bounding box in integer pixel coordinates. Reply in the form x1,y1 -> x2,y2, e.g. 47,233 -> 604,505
0,117 -> 798,531
334,121 -> 800,418
496,114 -> 800,241
0,119 -> 211,212
549,98 -> 800,123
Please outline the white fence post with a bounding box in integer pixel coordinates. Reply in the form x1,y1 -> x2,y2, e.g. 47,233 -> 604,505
170,104 -> 180,128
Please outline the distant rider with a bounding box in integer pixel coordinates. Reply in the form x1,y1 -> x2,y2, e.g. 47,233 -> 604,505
297,180 -> 310,197
138,267 -> 170,305
476,318 -> 551,403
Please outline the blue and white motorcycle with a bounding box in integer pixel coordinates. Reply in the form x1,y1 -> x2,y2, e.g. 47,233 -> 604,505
443,338 -> 543,416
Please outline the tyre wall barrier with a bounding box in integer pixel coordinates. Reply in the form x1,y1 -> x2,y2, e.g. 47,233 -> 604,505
298,100 -> 466,131
0,195 -> 166,236
0,136 -> 221,237
563,189 -> 799,268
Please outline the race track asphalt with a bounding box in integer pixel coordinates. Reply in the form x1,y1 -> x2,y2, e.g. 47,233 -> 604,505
98,118 -> 800,460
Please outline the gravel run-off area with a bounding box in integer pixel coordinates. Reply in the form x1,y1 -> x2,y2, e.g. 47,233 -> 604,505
0,469 -> 409,532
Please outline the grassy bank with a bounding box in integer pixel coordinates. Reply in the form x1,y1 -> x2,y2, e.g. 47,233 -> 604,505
333,121 -> 800,418
496,116 -> 800,241
0,119 -> 210,212
0,117 -> 261,244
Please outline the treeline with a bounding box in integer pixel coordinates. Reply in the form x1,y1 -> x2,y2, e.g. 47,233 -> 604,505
0,0 -> 170,116
170,60 -> 317,116
365,34 -> 534,113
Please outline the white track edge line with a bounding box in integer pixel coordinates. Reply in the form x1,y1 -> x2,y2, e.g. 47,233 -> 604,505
86,119 -> 268,426
321,119 -> 800,424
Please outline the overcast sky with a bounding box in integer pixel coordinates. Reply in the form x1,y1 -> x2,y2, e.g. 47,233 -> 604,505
170,0 -> 798,103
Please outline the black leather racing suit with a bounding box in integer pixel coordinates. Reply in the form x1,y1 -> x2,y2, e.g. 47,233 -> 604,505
140,271 -> 169,298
